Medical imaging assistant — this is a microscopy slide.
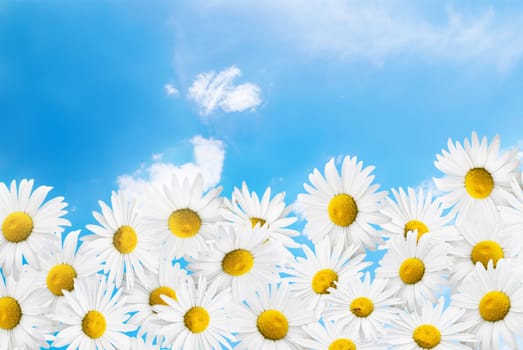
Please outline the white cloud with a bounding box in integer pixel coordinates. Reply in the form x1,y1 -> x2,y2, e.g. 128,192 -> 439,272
416,178 -> 444,198
117,135 -> 225,198
187,65 -> 261,116
200,1 -> 523,71
164,83 -> 179,96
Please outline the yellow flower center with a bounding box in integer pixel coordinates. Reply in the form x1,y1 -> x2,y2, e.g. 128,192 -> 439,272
328,194 -> 358,227
404,220 -> 429,241
0,297 -> 22,330
464,168 -> 494,199
256,309 -> 289,341
221,249 -> 254,276
412,324 -> 441,349
311,268 -> 338,294
2,211 -> 33,243
350,297 -> 374,318
399,258 -> 425,284
250,217 -> 266,228
82,310 -> 106,339
479,291 -> 511,322
168,209 -> 201,238
184,306 -> 210,333
329,338 -> 357,350
113,225 -> 138,254
149,286 -> 177,306
46,263 -> 77,296
470,240 -> 504,269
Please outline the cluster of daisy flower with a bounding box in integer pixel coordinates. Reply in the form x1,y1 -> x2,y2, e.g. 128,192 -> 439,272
1,131 -> 523,350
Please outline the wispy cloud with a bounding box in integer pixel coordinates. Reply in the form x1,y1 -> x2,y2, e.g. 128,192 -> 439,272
200,1 -> 523,71
164,83 -> 179,96
117,135 -> 225,198
187,65 -> 261,116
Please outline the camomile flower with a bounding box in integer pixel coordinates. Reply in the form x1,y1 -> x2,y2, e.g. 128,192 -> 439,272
375,232 -> 450,311
450,220 -> 521,289
0,179 -> 70,275
380,187 -> 458,243
231,282 -> 317,350
498,174 -> 523,235
433,132 -> 519,223
153,275 -> 236,350
141,173 -> 222,259
385,296 -> 476,349
126,260 -> 189,341
285,237 -> 370,314
221,181 -> 299,249
0,270 -> 52,349
52,277 -> 135,350
452,259 -> 523,349
38,229 -> 102,315
322,272 -> 403,341
130,336 -> 161,350
295,321 -> 382,350
83,190 -> 158,290
187,224 -> 283,301
298,156 -> 387,251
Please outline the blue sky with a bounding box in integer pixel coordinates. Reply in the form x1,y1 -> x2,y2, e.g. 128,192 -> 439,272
1,1 -> 523,347
2,1 -> 523,232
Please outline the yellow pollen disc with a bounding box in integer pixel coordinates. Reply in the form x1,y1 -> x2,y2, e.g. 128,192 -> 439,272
0,297 -> 22,330
464,167 -> 494,199
149,286 -> 177,306
113,225 -> 138,254
328,193 -> 358,227
412,324 -> 441,349
350,297 -> 374,318
82,310 -> 106,339
221,249 -> 254,276
184,306 -> 210,333
311,268 -> 338,294
46,264 -> 77,296
250,217 -> 266,228
479,291 -> 511,322
399,258 -> 425,284
168,209 -> 201,238
2,211 -> 34,243
328,338 -> 357,350
256,309 -> 289,341
471,240 -> 504,269
404,220 -> 429,242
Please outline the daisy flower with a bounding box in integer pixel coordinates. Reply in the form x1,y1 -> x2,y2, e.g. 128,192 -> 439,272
130,336 -> 160,350
141,173 -> 222,259
433,132 -> 519,223
153,275 -> 236,350
295,321 -> 382,350
498,174 -> 523,234
221,181 -> 299,249
83,190 -> 158,290
285,237 -> 370,314
232,282 -> 317,350
52,277 -> 135,350
0,179 -> 70,275
0,270 -> 52,349
187,224 -> 283,301
452,259 -> 523,349
385,296 -> 476,349
126,259 -> 189,341
380,187 -> 458,243
322,272 -> 403,341
298,156 -> 387,251
39,230 -> 102,310
450,220 -> 521,289
375,232 -> 451,311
